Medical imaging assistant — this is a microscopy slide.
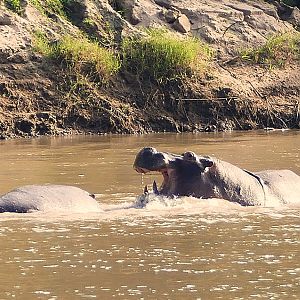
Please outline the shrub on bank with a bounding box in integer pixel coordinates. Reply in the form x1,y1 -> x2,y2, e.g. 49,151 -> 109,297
33,33 -> 120,81
241,32 -> 300,67
122,29 -> 213,83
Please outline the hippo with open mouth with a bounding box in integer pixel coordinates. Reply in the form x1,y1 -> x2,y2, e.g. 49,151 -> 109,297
134,147 -> 300,206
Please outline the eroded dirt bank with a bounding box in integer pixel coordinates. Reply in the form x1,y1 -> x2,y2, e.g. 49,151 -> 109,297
0,0 -> 300,138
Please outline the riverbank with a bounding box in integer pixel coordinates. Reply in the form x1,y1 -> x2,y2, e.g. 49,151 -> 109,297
0,0 -> 300,138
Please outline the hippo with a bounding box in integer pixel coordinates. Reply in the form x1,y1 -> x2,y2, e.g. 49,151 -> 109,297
0,185 -> 102,213
134,147 -> 300,206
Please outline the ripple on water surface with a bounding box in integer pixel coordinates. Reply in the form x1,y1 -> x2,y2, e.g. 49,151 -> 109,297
1,131 -> 300,298
0,195 -> 299,299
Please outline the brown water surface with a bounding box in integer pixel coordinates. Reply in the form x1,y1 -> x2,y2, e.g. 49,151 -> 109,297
0,131 -> 299,299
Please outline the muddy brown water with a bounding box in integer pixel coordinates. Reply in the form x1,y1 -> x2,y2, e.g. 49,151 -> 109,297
0,131 -> 299,299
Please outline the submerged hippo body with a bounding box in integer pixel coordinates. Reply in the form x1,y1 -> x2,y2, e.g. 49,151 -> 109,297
134,147 -> 300,206
0,185 -> 102,213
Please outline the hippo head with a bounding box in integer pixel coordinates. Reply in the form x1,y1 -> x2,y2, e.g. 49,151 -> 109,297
134,147 -> 214,198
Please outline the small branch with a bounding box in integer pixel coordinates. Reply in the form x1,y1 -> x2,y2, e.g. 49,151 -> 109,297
175,97 -> 239,101
222,15 -> 245,38
247,80 -> 266,99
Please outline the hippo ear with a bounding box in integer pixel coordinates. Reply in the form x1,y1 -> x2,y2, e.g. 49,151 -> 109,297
199,157 -> 214,169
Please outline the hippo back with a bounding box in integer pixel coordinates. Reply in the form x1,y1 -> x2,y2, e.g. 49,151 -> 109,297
0,185 -> 102,213
255,170 -> 300,205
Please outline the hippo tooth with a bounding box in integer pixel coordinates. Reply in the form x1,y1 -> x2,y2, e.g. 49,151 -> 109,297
144,185 -> 149,195
153,180 -> 159,195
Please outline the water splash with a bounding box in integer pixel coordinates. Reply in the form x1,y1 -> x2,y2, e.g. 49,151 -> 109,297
0,192 -> 299,223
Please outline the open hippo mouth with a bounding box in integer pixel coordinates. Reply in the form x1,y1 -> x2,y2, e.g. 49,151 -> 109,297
134,148 -> 172,195
135,166 -> 170,195
133,147 -> 214,197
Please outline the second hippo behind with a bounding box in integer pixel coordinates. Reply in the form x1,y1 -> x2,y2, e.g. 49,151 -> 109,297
133,147 -> 300,206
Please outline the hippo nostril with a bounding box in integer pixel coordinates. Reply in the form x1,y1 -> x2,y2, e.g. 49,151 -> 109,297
183,151 -> 197,161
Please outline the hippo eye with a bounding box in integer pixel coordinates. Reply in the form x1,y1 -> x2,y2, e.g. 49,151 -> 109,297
183,151 -> 197,161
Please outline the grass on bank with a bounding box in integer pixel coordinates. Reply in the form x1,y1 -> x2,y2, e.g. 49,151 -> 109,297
5,0 -> 77,18
34,29 -> 212,84
122,29 -> 213,83
4,0 -> 23,14
33,32 -> 120,81
29,0 -> 66,17
241,32 -> 300,67
5,0 -> 64,16
30,0 -> 81,20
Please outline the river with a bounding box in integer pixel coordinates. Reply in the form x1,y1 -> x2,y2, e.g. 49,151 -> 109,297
0,131 -> 299,299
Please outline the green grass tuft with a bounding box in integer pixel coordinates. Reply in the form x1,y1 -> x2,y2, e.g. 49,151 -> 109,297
33,33 -> 120,81
29,0 -> 77,19
122,28 -> 213,83
55,35 -> 121,80
33,31 -> 55,56
241,32 -> 300,67
4,0 -> 23,14
29,0 -> 65,17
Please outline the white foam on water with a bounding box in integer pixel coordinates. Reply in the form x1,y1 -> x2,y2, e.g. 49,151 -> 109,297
0,192 -> 299,223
